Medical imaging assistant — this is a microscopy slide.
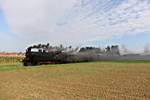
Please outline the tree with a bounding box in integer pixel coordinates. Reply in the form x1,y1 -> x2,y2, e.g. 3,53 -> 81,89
111,45 -> 120,55
105,46 -> 111,55
144,45 -> 150,55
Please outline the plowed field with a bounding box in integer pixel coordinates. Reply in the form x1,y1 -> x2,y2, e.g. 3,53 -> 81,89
0,62 -> 149,100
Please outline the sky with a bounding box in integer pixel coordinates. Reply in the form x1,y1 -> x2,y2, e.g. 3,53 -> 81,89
0,0 -> 150,53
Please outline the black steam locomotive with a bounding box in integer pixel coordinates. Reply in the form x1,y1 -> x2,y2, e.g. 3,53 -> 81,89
23,44 -> 74,66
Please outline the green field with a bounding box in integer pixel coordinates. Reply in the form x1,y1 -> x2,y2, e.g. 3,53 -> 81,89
0,61 -> 150,100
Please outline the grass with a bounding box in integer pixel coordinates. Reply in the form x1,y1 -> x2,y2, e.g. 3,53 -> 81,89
0,61 -> 149,100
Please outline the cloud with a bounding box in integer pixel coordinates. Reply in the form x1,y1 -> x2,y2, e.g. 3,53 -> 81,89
58,0 -> 150,41
1,0 -> 150,46
0,1 -> 2,9
1,0 -> 77,45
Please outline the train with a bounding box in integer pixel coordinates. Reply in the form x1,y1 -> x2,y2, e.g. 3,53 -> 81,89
23,43 -> 121,66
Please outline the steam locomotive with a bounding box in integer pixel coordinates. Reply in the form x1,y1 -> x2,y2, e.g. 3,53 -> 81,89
23,44 -> 75,66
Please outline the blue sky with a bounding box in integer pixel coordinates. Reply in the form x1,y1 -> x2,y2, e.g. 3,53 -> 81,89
0,12 -> 8,32
0,10 -> 22,52
0,0 -> 150,53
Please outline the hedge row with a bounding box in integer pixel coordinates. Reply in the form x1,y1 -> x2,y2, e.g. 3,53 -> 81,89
0,57 -> 24,63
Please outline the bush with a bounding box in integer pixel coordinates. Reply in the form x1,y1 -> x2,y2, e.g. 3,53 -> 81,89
0,57 -> 23,63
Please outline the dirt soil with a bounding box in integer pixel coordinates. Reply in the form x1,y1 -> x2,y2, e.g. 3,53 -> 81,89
0,62 -> 149,100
